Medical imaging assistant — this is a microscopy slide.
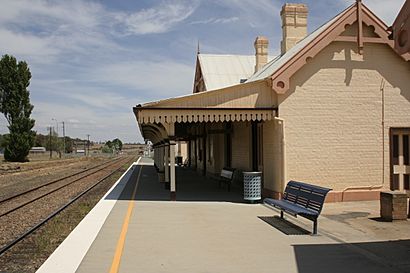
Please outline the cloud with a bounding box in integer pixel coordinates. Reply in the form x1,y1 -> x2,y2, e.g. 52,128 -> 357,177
0,29 -> 58,61
190,17 -> 239,25
116,1 -> 199,35
211,0 -> 280,27
31,101 -> 141,143
0,0 -> 198,61
89,60 -> 194,100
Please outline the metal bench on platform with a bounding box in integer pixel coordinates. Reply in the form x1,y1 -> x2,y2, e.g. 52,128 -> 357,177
219,167 -> 235,191
264,181 -> 331,234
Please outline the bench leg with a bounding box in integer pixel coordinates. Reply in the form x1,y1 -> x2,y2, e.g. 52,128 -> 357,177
280,211 -> 284,219
313,219 -> 318,235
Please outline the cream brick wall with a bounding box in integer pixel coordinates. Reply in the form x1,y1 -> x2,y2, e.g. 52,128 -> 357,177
231,122 -> 251,171
213,132 -> 225,173
278,41 -> 410,191
205,123 -> 225,175
262,120 -> 284,193
176,142 -> 188,163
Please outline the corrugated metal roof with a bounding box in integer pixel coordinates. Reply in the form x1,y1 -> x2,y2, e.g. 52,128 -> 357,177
198,54 -> 275,91
247,5 -> 350,83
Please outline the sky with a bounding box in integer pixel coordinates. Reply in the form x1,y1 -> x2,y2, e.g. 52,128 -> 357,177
0,0 -> 405,143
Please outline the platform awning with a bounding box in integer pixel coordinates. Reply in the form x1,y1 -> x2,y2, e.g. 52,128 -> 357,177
134,107 -> 276,124
133,79 -> 277,143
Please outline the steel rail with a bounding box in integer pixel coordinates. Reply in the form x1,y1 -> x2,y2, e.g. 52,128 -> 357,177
0,156 -> 137,256
0,156 -> 123,205
0,157 -> 129,218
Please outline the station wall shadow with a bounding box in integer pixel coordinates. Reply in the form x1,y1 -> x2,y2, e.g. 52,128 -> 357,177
293,239 -> 410,273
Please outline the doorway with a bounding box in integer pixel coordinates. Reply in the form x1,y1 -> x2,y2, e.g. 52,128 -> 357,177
251,121 -> 263,172
390,128 -> 410,191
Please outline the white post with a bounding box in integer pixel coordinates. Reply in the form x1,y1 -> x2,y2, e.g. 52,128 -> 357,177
165,143 -> 170,182
170,141 -> 176,200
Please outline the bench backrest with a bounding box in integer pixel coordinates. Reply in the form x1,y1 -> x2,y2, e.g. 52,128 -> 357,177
283,181 -> 332,214
220,168 -> 235,180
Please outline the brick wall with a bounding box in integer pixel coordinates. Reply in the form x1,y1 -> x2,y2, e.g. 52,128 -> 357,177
262,120 -> 284,194
231,122 -> 251,172
278,41 -> 410,191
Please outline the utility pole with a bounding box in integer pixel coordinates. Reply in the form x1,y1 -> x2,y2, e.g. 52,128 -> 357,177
87,134 -> 90,157
49,126 -> 52,159
52,118 -> 59,157
62,121 -> 65,156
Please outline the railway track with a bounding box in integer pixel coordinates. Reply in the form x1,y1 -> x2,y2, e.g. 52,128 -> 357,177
0,156 -> 123,208
0,155 -> 136,256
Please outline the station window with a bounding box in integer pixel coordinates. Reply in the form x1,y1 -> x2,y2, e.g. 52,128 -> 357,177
392,134 -> 399,165
403,135 -> 409,165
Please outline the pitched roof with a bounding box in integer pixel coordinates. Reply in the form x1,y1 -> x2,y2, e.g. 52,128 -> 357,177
246,2 -> 407,94
247,5 -> 349,83
136,2 -> 406,115
198,54 -> 275,91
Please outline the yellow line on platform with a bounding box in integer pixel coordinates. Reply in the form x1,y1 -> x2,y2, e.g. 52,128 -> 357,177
109,165 -> 142,273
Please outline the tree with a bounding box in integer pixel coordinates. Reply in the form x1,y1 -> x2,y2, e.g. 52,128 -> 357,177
105,140 -> 112,149
63,136 -> 73,153
112,138 -> 123,151
0,55 -> 35,162
101,138 -> 122,154
0,134 -> 5,148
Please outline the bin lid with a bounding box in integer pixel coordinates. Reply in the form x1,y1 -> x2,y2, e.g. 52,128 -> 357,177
243,171 -> 262,175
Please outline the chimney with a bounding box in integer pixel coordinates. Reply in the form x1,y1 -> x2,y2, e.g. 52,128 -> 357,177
280,3 -> 308,54
254,36 -> 269,73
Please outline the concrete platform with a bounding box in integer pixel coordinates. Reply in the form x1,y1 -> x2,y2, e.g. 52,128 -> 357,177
37,158 -> 410,273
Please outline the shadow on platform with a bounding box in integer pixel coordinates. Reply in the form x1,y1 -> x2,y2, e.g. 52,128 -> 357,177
258,216 -> 311,235
293,239 -> 410,273
105,164 -> 244,202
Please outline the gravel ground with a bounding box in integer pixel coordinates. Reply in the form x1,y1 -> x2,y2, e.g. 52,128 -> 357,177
0,156 -> 91,174
0,156 -> 136,273
0,157 -> 123,216
0,156 -> 115,200
0,156 -> 133,250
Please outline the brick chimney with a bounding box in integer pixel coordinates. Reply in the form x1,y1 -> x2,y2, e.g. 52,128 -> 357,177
254,36 -> 269,73
280,3 -> 308,54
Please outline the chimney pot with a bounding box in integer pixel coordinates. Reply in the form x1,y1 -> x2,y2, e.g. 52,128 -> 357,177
254,36 -> 269,73
281,3 -> 308,54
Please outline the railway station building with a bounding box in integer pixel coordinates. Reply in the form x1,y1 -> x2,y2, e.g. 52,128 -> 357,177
134,1 -> 410,202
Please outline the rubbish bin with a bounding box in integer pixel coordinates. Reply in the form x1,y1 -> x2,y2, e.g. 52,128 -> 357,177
243,171 -> 262,202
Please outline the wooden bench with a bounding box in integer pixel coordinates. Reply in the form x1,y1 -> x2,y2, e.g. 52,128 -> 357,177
263,181 -> 331,234
219,167 -> 235,191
